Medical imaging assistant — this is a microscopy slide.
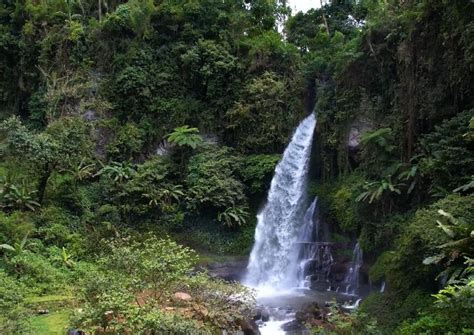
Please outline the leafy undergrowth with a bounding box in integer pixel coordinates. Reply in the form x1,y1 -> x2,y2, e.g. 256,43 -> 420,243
27,294 -> 74,304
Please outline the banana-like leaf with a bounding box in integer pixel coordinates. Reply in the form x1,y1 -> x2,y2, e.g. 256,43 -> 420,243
423,254 -> 445,265
438,209 -> 458,225
0,244 -> 15,251
436,220 -> 455,238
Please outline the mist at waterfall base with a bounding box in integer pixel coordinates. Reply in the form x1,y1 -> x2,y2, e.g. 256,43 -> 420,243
242,113 -> 365,334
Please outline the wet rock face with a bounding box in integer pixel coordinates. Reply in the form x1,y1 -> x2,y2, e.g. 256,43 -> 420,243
252,307 -> 270,322
206,259 -> 248,281
279,302 -> 326,333
281,319 -> 306,332
239,318 -> 261,335
347,118 -> 373,150
347,117 -> 373,167
330,262 -> 351,283
296,303 -> 323,323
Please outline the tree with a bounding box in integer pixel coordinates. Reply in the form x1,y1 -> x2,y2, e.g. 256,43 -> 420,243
225,72 -> 301,153
0,116 -> 93,204
166,125 -> 203,149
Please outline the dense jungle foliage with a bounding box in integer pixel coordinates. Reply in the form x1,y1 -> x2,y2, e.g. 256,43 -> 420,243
0,0 -> 473,334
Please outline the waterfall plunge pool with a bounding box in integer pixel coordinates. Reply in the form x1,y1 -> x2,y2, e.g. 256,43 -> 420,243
249,285 -> 363,335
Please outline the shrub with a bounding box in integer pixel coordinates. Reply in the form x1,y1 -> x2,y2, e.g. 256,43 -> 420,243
239,154 -> 280,194
106,122 -> 145,161
186,146 -> 247,216
0,270 -> 31,334
0,211 -> 35,243
74,235 -> 253,333
9,252 -> 69,294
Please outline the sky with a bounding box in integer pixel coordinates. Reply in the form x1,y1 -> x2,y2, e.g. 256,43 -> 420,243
288,0 -> 321,14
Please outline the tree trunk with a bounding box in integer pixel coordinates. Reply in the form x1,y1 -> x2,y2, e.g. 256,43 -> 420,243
405,41 -> 417,161
98,0 -> 102,21
320,0 -> 330,36
38,164 -> 51,205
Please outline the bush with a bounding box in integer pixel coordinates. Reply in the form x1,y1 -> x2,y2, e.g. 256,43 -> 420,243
0,211 -> 35,243
10,252 -> 69,294
35,206 -> 79,247
387,195 -> 473,293
239,154 -> 280,194
360,290 -> 433,332
186,146 -> 247,216
329,174 -> 365,232
106,122 -> 145,161
0,270 -> 31,334
420,109 -> 474,193
74,235 -> 253,333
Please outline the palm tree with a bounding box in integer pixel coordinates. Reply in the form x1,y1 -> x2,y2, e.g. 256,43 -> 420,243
166,125 -> 203,149
453,176 -> 474,194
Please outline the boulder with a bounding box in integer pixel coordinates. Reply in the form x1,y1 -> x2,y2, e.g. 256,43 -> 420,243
206,260 -> 248,281
261,309 -> 270,322
68,329 -> 85,335
281,319 -> 305,332
239,318 -> 261,335
252,309 -> 261,321
252,307 -> 270,322
173,292 -> 192,302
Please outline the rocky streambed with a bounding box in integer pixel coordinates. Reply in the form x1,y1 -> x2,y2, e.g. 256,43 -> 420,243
207,259 -> 367,335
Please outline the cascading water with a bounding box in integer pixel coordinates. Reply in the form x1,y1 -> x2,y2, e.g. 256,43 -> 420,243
380,281 -> 386,293
293,197 -> 334,288
344,242 -> 363,295
245,113 -> 316,290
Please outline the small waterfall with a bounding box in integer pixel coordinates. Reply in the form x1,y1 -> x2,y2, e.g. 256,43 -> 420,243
344,242 -> 363,295
245,113 -> 316,289
293,197 -> 334,288
380,281 -> 386,293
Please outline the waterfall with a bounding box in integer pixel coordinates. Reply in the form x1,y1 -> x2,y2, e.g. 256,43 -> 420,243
380,281 -> 386,293
245,113 -> 316,290
344,242 -> 363,295
293,197 -> 334,288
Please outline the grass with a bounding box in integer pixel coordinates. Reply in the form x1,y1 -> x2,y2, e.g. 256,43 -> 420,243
31,310 -> 71,335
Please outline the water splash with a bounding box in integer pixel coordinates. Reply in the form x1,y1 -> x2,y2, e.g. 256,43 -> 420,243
245,113 -> 316,290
